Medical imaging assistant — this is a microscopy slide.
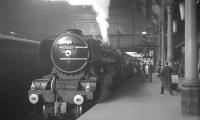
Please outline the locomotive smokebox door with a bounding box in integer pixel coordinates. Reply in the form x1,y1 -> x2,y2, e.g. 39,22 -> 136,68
51,33 -> 90,74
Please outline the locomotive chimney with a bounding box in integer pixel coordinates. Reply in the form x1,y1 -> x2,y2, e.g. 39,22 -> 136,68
66,29 -> 82,35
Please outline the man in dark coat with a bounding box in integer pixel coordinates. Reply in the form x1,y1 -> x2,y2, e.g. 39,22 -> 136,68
159,62 -> 173,95
141,62 -> 146,82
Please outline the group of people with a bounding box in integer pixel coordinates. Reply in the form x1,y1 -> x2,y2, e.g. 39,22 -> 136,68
130,60 -> 174,95
141,61 -> 174,95
129,61 -> 153,82
131,61 -> 154,82
143,62 -> 154,82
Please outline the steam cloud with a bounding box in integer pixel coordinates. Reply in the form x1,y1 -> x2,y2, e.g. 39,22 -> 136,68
47,0 -> 111,45
63,0 -> 111,45
92,0 -> 110,45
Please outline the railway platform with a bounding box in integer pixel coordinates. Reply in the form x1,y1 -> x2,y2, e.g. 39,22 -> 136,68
78,74 -> 200,120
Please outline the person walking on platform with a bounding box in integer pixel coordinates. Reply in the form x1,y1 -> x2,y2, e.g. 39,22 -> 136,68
148,63 -> 154,82
145,63 -> 149,81
159,62 -> 173,95
141,62 -> 146,82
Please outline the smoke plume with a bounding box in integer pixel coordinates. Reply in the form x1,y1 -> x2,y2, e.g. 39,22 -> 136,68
91,0 -> 110,45
47,0 -> 111,45
67,0 -> 111,45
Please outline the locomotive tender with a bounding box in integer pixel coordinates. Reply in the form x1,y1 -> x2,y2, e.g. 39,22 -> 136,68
28,29 -> 128,119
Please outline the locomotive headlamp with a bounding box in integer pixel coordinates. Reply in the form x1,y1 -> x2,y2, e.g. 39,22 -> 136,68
74,95 -> 84,105
29,94 -> 39,104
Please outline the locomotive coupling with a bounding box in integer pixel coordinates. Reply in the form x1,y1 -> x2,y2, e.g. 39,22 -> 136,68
29,93 -> 40,104
74,95 -> 84,105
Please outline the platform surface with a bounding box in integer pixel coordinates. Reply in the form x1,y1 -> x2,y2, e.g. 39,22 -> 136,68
78,75 -> 200,120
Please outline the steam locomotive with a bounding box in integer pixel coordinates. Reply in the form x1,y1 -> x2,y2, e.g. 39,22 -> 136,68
28,29 -> 130,119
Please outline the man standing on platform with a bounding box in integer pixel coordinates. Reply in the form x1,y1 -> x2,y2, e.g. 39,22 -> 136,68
148,62 -> 154,82
159,62 -> 173,95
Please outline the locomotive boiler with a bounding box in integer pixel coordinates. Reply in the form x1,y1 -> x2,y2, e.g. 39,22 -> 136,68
28,29 -> 125,119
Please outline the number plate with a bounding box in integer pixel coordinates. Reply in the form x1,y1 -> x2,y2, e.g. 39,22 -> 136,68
60,45 -> 75,49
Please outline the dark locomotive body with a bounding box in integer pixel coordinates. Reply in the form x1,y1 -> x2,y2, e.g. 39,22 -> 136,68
28,29 -> 128,119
